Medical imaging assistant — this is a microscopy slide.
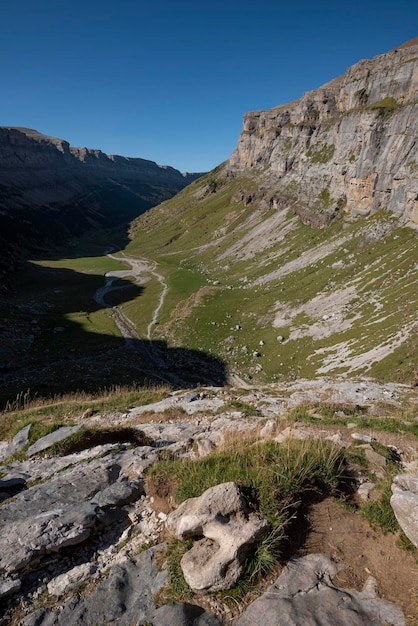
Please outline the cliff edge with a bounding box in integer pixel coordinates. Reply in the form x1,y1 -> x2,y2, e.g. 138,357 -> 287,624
228,39 -> 418,227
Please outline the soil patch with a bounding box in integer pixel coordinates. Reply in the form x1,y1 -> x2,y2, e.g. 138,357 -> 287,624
301,498 -> 418,622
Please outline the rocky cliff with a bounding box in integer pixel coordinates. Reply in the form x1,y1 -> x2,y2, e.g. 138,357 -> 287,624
0,127 -> 202,290
228,38 -> 418,227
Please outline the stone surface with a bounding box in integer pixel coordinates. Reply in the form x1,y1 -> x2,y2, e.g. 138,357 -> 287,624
0,380 -> 416,622
22,548 -> 167,626
236,554 -> 406,625
151,602 -> 221,625
47,563 -> 96,597
0,424 -> 32,461
0,578 -> 21,600
0,503 -> 98,574
228,41 -> 418,228
91,479 -> 144,508
167,482 -> 270,591
166,482 -> 247,539
390,472 -> 418,548
27,424 -> 83,456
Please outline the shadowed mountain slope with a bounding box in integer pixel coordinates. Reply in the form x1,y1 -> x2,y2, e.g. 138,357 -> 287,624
0,127 -> 202,290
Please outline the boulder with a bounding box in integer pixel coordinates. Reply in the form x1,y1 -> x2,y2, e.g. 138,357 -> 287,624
166,482 -> 247,538
166,482 -> 270,591
390,472 -> 418,547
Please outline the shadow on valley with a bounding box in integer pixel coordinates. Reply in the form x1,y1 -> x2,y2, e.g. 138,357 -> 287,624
0,262 -> 227,408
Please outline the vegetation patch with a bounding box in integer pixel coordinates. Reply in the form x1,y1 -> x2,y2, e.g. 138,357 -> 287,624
368,97 -> 399,113
306,143 -> 335,164
0,385 -> 168,441
150,438 -> 346,602
46,426 -> 152,456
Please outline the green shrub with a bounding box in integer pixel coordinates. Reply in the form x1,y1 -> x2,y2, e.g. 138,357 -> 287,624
368,97 -> 398,112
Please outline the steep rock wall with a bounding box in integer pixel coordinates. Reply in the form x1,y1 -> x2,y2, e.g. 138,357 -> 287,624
228,39 -> 418,227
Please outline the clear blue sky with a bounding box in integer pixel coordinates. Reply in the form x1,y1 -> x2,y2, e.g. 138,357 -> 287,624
2,0 -> 417,172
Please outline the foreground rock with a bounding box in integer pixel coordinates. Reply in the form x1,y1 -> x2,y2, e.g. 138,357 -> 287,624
166,482 -> 270,591
390,472 -> 418,548
235,554 -> 406,626
21,552 -> 406,626
22,548 -> 167,626
0,384 -> 416,623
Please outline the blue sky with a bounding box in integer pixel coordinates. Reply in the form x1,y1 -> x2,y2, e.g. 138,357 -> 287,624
2,1 -> 417,172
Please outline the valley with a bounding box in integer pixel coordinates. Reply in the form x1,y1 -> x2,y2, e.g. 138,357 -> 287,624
0,39 -> 417,625
1,175 -> 416,410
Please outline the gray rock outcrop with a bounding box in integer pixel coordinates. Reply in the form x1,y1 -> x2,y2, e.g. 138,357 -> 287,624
390,472 -> 418,547
235,553 -> 406,626
166,482 -> 270,591
228,38 -> 418,228
0,384 -> 415,623
0,424 -> 32,462
22,548 -> 168,626
26,424 -> 83,456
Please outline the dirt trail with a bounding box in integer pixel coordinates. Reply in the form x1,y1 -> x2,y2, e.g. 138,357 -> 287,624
93,252 -> 187,385
95,253 -> 167,343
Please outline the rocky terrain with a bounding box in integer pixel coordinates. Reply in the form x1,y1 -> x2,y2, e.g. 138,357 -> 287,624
0,380 -> 417,624
0,127 -> 202,291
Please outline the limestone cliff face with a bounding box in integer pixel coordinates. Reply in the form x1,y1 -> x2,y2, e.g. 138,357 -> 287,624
228,39 -> 418,227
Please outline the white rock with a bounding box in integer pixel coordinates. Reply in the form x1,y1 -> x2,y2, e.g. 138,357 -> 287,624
390,473 -> 418,547
47,563 -> 95,597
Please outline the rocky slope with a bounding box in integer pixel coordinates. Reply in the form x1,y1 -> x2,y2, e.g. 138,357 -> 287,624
229,38 -> 418,227
0,127 -> 202,290
0,381 -> 417,624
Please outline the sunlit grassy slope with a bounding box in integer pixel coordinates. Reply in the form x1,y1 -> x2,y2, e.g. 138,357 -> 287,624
124,165 -> 417,385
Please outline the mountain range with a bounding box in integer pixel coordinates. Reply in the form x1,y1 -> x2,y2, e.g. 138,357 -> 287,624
0,38 -> 417,626
0,127 -> 202,290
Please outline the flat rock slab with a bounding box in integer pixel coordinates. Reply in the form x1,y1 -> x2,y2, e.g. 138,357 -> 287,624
0,503 -> 98,574
0,456 -> 146,578
150,602 -> 221,625
0,459 -> 123,524
27,424 -> 83,456
127,393 -> 224,418
22,547 -> 168,626
236,553 -> 406,626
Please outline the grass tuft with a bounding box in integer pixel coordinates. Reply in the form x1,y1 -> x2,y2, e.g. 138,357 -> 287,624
46,426 -> 152,456
150,438 -> 346,603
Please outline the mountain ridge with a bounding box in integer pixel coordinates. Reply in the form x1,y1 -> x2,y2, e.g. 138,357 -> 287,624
0,126 -> 203,291
227,38 -> 418,227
